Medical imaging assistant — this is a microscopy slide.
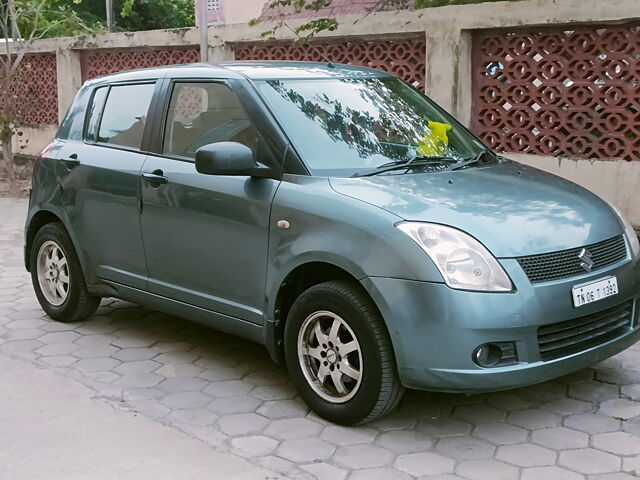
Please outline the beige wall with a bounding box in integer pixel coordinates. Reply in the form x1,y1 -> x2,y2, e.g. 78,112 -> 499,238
223,0 -> 265,25
14,0 -> 640,225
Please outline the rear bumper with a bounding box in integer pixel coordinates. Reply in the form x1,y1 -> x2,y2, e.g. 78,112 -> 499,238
362,255 -> 640,392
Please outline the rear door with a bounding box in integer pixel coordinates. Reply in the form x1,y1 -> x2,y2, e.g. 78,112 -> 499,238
139,79 -> 281,324
57,81 -> 158,289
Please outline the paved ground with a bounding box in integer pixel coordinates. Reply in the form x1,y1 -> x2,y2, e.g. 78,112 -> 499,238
2,197 -> 640,480
0,353 -> 277,480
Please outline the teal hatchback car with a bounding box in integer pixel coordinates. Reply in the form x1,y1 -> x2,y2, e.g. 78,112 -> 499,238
26,62 -> 640,424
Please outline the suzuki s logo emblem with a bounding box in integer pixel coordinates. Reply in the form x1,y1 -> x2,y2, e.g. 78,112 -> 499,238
578,248 -> 595,272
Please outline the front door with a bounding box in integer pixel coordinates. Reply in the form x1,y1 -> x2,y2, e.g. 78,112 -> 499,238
139,81 -> 279,324
57,82 -> 157,289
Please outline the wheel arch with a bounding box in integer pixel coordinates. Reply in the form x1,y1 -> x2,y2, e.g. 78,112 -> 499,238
25,210 -> 63,271
24,209 -> 113,297
265,260 -> 387,363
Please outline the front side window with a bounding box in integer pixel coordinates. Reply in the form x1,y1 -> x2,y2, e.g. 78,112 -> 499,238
257,77 -> 495,176
97,83 -> 155,150
162,82 -> 257,158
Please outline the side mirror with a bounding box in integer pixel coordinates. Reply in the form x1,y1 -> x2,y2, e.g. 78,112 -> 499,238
195,142 -> 275,178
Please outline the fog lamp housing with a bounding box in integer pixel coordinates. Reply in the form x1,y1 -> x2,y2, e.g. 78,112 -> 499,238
472,342 -> 518,368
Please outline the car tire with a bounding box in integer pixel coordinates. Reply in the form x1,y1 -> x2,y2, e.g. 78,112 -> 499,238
30,222 -> 101,323
284,279 -> 404,425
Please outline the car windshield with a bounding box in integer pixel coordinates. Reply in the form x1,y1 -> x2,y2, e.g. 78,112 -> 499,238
257,76 -> 495,177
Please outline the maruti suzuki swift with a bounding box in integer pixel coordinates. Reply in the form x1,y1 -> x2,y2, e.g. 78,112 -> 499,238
25,62 -> 640,424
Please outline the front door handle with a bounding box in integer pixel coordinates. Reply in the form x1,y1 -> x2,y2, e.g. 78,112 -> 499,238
61,153 -> 80,168
141,170 -> 168,186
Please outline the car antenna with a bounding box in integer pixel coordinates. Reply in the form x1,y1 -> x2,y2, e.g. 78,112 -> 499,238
283,22 -> 335,68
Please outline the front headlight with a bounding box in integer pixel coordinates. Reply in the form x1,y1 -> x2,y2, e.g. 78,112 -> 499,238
610,204 -> 640,258
397,222 -> 513,292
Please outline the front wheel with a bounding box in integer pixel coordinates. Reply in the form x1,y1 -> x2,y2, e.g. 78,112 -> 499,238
30,223 -> 101,323
284,280 -> 404,425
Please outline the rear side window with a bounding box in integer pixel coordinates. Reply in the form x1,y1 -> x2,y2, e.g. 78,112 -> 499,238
162,82 -> 257,158
97,83 -> 155,150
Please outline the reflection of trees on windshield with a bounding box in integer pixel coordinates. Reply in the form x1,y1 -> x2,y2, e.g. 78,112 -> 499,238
266,78 -> 468,163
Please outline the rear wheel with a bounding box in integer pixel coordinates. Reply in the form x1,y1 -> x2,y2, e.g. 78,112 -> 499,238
31,223 -> 101,322
284,280 -> 404,424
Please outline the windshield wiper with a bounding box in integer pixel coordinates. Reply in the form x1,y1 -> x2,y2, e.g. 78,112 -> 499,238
447,150 -> 494,171
352,155 -> 458,178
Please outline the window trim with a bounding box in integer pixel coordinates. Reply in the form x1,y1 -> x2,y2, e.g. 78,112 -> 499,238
83,80 -> 160,155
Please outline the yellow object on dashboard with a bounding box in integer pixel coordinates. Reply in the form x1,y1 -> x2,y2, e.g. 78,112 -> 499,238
417,121 -> 452,156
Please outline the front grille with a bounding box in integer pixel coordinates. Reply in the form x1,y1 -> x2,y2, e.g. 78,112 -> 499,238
537,301 -> 634,361
517,235 -> 627,283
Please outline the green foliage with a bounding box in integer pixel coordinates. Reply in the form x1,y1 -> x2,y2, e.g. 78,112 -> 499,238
4,0 -> 100,38
115,0 -> 194,31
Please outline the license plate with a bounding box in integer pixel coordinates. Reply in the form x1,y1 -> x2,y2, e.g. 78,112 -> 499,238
572,276 -> 619,308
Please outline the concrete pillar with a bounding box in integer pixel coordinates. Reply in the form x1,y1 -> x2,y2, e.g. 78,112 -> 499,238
207,43 -> 235,62
56,48 -> 83,123
424,27 -> 473,127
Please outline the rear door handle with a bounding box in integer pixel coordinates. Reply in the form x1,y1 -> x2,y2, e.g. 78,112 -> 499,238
141,170 -> 168,185
61,153 -> 80,168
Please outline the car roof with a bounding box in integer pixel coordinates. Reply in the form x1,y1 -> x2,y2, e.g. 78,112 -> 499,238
84,61 -> 394,86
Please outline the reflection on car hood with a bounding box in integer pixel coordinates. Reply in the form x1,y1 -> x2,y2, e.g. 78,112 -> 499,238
329,162 -> 623,257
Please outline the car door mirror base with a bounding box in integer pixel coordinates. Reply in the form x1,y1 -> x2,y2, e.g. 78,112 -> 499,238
195,142 -> 279,179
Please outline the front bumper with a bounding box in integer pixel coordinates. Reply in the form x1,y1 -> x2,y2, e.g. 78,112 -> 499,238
362,255 -> 640,392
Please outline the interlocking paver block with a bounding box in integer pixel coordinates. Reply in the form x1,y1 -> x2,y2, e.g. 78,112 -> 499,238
569,381 -> 620,403
454,404 -> 506,424
496,444 -> 556,467
38,331 -> 81,344
256,399 -> 308,419
154,363 -> 202,378
320,425 -> 377,446
436,436 -> 495,460
456,459 -> 519,480
531,427 -> 589,450
231,435 -> 278,456
263,418 -> 323,440
277,438 -> 335,462
36,342 -> 78,356
540,397 -> 593,415
395,451 -> 455,476
115,372 -> 163,388
207,395 -> 262,415
218,413 -> 269,436
300,462 -> 348,480
558,448 -> 621,474
472,423 -> 528,445
375,430 -> 434,454
417,418 -> 472,437
621,383 -> 640,400
506,409 -> 561,430
74,357 -> 120,372
249,384 -> 296,401
157,377 -> 208,393
113,347 -> 158,361
204,380 -> 253,397
165,408 -> 218,426
593,431 -> 640,455
349,467 -> 412,480
599,398 -> 640,419
333,444 -> 395,469
161,391 -> 212,409
114,360 -> 161,374
521,466 -> 583,480
564,413 -> 621,434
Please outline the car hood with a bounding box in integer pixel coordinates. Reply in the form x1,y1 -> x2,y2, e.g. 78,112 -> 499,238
329,161 -> 622,258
